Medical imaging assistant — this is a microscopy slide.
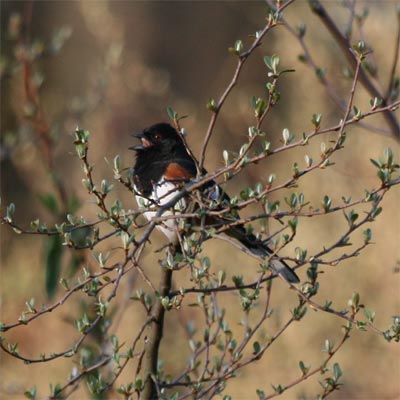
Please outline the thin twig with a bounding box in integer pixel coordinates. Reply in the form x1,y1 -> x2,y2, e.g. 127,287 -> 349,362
199,0 -> 296,169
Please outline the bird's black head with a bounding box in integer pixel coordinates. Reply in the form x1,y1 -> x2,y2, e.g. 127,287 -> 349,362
130,123 -> 184,153
130,122 -> 193,195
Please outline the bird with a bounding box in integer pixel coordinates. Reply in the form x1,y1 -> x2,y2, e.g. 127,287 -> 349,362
130,122 -> 300,283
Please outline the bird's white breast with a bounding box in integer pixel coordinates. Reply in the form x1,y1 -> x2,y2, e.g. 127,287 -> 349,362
135,179 -> 186,243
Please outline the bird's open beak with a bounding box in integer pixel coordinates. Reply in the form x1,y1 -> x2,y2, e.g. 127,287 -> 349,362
129,132 -> 152,150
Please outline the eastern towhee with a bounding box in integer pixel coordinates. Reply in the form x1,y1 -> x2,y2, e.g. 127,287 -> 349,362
130,122 -> 300,283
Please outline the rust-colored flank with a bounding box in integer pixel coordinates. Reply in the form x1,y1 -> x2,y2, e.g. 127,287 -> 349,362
164,163 -> 192,180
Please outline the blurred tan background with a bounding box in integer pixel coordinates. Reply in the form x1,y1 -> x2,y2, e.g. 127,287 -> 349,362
1,1 -> 399,399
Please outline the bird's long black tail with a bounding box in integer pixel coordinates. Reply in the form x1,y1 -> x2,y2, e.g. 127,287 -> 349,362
227,227 -> 300,283
203,185 -> 300,283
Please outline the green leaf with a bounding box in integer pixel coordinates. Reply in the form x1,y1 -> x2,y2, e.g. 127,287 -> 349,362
222,150 -> 229,166
264,54 -> 280,75
49,383 -> 63,399
253,341 -> 261,354
370,158 -> 381,168
333,363 -> 342,381
315,67 -> 326,80
288,217 -> 298,233
322,195 -> 331,212
363,228 -> 372,244
271,384 -> 285,394
248,126 -> 258,138
292,304 -> 307,320
282,128 -> 290,144
344,209 -> 358,227
311,113 -> 322,128
166,106 -> 177,121
256,389 -> 266,400
369,97 -> 383,109
25,298 -> 36,313
299,360 -> 310,376
234,39 -> 243,53
322,339 -> 334,353
253,98 -> 266,118
232,275 -> 244,287
364,309 -> 376,323
218,270 -> 226,286
94,251 -> 110,268
352,40 -> 365,56
353,105 -> 361,119
298,54 -> 307,63
370,206 -> 382,218
5,203 -> 15,223
206,98 -> 217,112
100,179 -> 114,195
228,39 -> 243,56
45,235 -> 63,299
74,127 -> 90,143
201,256 -> 211,270
82,178 -> 93,192
384,148 -> 393,165
113,154 -> 121,172
348,292 -> 360,311
24,386 -> 37,399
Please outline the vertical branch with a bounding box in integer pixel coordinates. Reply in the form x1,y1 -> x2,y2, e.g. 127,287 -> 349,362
386,14 -> 400,101
140,266 -> 172,400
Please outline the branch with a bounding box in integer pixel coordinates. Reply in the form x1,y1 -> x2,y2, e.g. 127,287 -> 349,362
139,266 -> 173,399
199,0 -> 295,169
386,11 -> 400,100
264,325 -> 351,399
308,0 -> 400,139
270,1 -> 392,137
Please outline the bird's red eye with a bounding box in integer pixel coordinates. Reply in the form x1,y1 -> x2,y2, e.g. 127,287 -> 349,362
154,133 -> 162,141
